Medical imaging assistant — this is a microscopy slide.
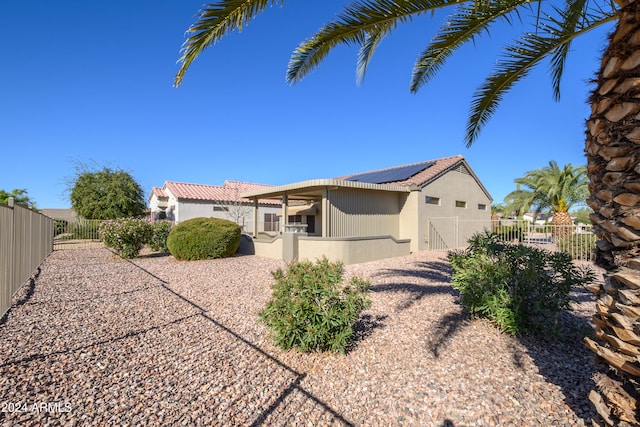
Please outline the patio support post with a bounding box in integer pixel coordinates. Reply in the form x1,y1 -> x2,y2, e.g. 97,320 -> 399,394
252,199 -> 258,238
281,194 -> 288,233
322,188 -> 329,238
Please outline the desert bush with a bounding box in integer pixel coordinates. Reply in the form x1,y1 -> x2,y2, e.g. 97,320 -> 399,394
259,257 -> 371,353
167,217 -> 240,260
99,218 -> 153,258
149,220 -> 172,253
447,231 -> 595,336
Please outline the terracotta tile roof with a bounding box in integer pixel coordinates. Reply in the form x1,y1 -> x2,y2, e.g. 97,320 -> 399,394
160,181 -> 280,205
151,187 -> 167,199
339,155 -> 465,187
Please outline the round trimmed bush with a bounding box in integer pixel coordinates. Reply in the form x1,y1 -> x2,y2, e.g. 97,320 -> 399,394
167,217 -> 241,261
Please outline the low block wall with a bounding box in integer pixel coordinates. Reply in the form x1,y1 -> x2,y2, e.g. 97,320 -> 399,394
249,234 -> 411,265
298,236 -> 411,264
252,236 -> 283,260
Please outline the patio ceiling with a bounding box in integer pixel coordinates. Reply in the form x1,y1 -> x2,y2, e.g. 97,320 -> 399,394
240,179 -> 412,202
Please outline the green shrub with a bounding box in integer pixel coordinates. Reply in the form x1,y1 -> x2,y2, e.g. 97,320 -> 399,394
447,232 -> 595,336
167,217 -> 241,261
259,257 -> 371,353
556,232 -> 597,260
149,221 -> 172,253
54,219 -> 69,237
99,218 -> 153,258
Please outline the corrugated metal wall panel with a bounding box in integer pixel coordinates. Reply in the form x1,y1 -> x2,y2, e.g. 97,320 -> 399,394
328,189 -> 400,237
0,206 -> 13,321
0,203 -> 53,319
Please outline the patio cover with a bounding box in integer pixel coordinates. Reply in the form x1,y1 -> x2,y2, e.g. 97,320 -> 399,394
240,179 -> 412,201
276,203 -> 318,216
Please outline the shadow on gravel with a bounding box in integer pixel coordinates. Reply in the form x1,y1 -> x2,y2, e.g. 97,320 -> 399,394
347,314 -> 388,352
370,260 -> 455,312
368,259 -> 470,358
0,313 -> 202,368
127,259 -> 355,426
373,256 -> 597,422
371,282 -> 457,312
428,310 -> 469,358
136,252 -> 172,259
516,287 -> 598,423
17,284 -> 162,306
14,267 -> 40,307
0,268 -> 41,326
375,260 -> 452,282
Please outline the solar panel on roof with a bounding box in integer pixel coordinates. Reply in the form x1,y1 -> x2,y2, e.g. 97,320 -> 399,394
346,162 -> 434,184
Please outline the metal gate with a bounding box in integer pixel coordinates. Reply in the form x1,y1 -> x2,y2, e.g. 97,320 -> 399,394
426,217 -> 491,251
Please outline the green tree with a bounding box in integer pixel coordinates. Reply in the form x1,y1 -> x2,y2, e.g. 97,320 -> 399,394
503,181 -> 540,221
573,206 -> 593,225
490,202 -> 508,220
0,188 -> 38,210
504,161 -> 588,231
69,166 -> 146,220
175,1 -> 640,421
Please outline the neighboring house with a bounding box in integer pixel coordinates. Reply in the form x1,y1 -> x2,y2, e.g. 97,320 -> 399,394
241,155 -> 492,264
148,180 -> 282,234
500,212 -> 551,225
41,208 -> 77,223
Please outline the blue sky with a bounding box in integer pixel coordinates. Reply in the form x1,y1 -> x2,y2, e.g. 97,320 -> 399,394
1,1 -> 613,209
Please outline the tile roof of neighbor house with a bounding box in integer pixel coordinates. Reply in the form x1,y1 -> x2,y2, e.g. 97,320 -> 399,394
150,187 -> 167,199
156,180 -> 281,205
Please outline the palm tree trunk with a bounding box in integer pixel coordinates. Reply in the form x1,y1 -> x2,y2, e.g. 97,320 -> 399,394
585,0 -> 640,423
551,209 -> 573,240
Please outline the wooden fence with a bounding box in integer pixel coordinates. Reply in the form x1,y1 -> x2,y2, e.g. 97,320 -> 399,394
0,199 -> 53,319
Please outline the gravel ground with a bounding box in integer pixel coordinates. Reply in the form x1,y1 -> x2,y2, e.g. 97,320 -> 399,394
0,247 -> 601,426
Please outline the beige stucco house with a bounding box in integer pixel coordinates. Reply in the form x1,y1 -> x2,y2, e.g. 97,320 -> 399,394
241,155 -> 492,264
148,180 -> 281,234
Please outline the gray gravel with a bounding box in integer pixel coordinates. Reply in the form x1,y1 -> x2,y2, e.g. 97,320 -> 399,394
0,247 -> 600,426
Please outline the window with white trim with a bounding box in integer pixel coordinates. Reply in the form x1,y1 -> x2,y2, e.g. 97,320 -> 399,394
425,196 -> 440,205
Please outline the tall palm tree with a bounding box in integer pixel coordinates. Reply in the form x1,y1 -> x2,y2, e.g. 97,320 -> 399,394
537,161 -> 589,233
175,1 -> 640,423
505,161 -> 588,237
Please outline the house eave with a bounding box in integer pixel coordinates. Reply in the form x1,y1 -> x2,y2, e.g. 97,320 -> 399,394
241,178 -> 411,200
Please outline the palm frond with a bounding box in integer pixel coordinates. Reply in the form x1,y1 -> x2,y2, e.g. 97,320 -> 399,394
464,8 -> 616,146
357,22 -> 393,85
287,0 -> 458,85
411,0 -> 534,93
175,0 -> 283,87
511,161 -> 589,212
546,0 -> 613,100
